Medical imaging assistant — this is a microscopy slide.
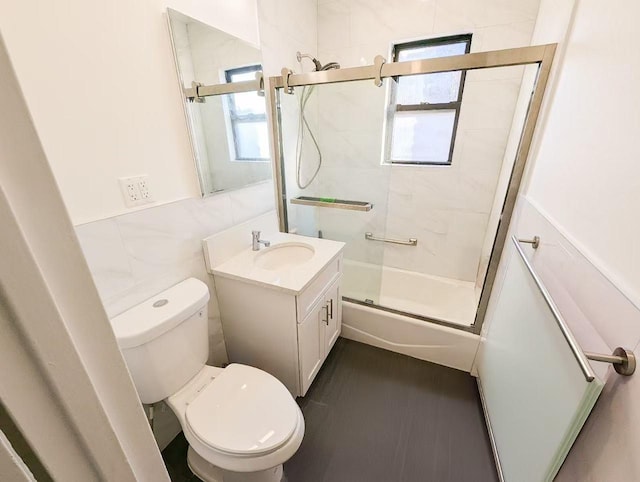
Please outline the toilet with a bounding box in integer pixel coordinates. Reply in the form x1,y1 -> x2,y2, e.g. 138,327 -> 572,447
110,278 -> 304,482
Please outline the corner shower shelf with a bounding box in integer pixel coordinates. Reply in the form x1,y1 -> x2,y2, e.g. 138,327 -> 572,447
291,196 -> 373,212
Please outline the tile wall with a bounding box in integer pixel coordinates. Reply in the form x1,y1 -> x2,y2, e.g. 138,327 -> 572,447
75,181 -> 276,365
300,0 -> 542,283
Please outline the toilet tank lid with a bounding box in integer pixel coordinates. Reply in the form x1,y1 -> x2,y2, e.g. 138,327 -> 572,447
110,278 -> 210,349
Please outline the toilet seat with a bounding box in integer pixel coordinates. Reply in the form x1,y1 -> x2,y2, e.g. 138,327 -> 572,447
167,364 -> 305,473
185,364 -> 299,456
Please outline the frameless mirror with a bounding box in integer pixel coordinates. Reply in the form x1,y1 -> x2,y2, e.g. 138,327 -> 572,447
167,9 -> 272,197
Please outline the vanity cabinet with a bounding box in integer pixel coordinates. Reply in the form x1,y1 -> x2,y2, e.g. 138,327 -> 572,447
298,276 -> 341,395
212,247 -> 343,397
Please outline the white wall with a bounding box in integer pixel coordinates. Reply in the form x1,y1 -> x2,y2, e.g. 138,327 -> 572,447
524,0 -> 640,478
309,0 -> 541,284
0,0 -> 272,451
0,0 -> 259,225
525,2 -> 640,306
21,0 -> 316,447
480,0 -> 640,478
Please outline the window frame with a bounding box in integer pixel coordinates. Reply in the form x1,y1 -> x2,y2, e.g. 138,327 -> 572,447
224,64 -> 269,162
384,33 -> 472,166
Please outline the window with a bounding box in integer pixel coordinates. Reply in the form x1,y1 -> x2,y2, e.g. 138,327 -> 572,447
224,64 -> 269,161
385,34 -> 471,165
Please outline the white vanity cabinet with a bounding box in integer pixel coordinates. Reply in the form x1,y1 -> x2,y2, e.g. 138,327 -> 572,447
208,233 -> 344,397
298,276 -> 341,395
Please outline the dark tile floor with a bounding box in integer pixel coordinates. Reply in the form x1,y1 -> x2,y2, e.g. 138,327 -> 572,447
162,338 -> 498,482
162,432 -> 201,482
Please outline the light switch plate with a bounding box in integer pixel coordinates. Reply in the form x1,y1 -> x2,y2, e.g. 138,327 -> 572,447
119,175 -> 153,207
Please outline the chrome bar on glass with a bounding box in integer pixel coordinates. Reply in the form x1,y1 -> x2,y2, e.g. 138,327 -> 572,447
184,73 -> 264,102
365,232 -> 417,246
512,235 -> 596,382
271,45 -> 554,90
514,236 -> 637,379
291,196 -> 372,212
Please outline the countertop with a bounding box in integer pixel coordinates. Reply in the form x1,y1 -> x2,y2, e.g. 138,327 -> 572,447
211,233 -> 345,294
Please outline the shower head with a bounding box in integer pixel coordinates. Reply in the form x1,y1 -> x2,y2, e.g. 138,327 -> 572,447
320,61 -> 340,71
296,51 -> 340,72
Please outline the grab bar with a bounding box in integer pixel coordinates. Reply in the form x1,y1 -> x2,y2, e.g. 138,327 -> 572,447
513,235 -> 635,379
365,232 -> 417,246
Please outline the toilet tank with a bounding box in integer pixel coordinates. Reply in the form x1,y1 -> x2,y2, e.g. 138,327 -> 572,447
110,278 -> 210,404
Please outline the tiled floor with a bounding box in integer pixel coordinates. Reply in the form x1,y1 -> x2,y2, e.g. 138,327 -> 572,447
162,338 -> 498,482
161,433 -> 201,482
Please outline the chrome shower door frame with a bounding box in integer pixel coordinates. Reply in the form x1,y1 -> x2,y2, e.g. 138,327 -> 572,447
267,43 -> 557,335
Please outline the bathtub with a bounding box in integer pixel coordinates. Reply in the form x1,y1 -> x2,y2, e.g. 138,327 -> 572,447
340,260 -> 482,372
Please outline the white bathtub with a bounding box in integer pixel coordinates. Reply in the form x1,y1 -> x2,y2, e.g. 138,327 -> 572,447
342,259 -> 480,326
340,260 -> 482,372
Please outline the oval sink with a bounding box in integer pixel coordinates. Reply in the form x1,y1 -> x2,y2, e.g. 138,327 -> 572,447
254,242 -> 315,270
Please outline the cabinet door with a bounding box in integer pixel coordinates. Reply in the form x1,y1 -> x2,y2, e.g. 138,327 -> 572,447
324,277 -> 342,354
298,299 -> 327,396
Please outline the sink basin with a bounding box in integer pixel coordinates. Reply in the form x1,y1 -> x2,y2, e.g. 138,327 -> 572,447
254,242 -> 315,270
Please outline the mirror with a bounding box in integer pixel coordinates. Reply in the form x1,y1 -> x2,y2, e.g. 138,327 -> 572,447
167,9 -> 272,197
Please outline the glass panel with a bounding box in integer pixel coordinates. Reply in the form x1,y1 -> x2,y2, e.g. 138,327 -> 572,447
478,242 -> 604,481
229,69 -> 257,82
390,110 -> 455,163
230,91 -> 265,116
396,72 -> 461,105
167,9 -> 272,196
278,63 -> 539,330
278,80 -> 391,305
235,121 -> 269,160
397,41 -> 468,62
395,40 -> 467,104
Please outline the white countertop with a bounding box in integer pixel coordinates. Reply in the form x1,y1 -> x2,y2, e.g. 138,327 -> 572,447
211,233 -> 345,295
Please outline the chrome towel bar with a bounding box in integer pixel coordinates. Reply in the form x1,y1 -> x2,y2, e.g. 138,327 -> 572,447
365,232 -> 417,246
514,235 -> 635,377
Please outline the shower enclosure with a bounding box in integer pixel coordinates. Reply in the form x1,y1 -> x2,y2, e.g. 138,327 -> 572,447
268,44 -> 556,340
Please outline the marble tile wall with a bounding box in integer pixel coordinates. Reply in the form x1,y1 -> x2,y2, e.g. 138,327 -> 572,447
309,0 -> 541,283
75,181 -> 275,366
258,0 -> 320,237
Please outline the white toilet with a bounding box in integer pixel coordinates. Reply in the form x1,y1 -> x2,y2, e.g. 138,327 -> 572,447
110,278 -> 304,482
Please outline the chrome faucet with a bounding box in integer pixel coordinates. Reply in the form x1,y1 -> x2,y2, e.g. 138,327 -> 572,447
252,230 -> 271,251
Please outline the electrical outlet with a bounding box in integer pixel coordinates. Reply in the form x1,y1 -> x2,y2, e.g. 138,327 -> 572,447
119,175 -> 153,207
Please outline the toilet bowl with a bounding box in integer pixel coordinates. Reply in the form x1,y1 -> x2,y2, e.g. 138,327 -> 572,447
110,278 -> 304,482
167,364 -> 304,482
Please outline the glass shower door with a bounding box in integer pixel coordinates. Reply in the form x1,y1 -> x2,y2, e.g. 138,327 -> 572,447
277,79 -> 391,305
477,238 -> 604,481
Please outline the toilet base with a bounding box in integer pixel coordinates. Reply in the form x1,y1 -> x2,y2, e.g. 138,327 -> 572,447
187,447 -> 284,482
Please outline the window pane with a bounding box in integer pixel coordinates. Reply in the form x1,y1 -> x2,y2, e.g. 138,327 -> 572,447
397,41 -> 467,62
390,110 -> 456,164
396,40 -> 467,105
230,70 -> 258,82
396,72 -> 462,104
235,121 -> 269,159
231,91 -> 265,116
